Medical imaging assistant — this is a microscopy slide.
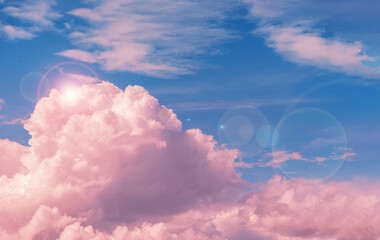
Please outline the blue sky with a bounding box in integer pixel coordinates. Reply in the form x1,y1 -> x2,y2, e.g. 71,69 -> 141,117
1,0 -> 380,183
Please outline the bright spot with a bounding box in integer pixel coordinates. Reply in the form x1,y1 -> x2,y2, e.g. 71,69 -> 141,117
62,87 -> 78,103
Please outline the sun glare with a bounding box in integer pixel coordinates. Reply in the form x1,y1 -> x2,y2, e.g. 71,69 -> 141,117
62,87 -> 78,103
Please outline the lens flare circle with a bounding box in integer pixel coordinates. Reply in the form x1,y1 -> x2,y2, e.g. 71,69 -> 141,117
256,125 -> 279,148
218,106 -> 269,158
37,61 -> 99,100
273,108 -> 347,181
20,72 -> 50,102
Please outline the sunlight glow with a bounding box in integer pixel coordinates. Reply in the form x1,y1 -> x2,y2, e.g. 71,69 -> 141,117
62,86 -> 78,103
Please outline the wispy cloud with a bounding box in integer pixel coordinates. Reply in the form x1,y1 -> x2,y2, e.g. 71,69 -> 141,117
0,24 -> 36,40
57,0 -> 236,77
244,0 -> 380,78
168,97 -> 314,111
256,149 -> 356,168
56,50 -> 97,63
1,0 -> 61,40
0,117 -> 26,125
0,98 -> 4,110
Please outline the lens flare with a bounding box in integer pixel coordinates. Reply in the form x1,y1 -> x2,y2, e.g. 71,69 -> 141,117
256,125 -> 279,148
218,106 -> 269,158
37,61 -> 99,100
272,108 -> 347,181
20,72 -> 50,102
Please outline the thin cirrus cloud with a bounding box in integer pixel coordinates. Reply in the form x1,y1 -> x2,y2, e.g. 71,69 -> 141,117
244,0 -> 380,78
1,0 -> 61,40
257,150 -> 356,168
56,0 -> 235,77
0,81 -> 378,239
0,98 -> 4,110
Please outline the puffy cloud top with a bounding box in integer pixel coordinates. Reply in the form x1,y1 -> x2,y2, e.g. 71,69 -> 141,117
1,81 -> 380,240
0,81 -> 243,239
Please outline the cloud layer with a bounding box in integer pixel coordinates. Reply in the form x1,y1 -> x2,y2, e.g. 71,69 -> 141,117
0,81 -> 243,239
0,81 -> 380,239
57,0 -> 235,77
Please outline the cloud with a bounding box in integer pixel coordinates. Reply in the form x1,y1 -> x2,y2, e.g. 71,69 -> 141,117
57,0 -> 235,77
244,0 -> 380,78
260,151 -> 306,168
257,150 -> 356,168
168,98 -> 314,112
0,98 -> 4,110
258,26 -> 379,78
2,0 -> 60,27
0,117 -> 27,125
0,81 -> 378,239
0,81 -> 244,238
1,0 -> 61,39
0,139 -> 28,177
56,50 -> 97,64
0,24 -> 35,40
41,176 -> 380,239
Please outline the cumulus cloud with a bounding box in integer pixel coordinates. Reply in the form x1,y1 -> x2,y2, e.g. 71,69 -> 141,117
57,0 -> 235,77
0,139 -> 28,177
244,0 -> 380,78
0,81 -> 378,239
0,81 -> 243,238
55,176 -> 380,239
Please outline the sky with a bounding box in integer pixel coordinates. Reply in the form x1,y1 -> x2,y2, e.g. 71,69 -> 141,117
1,0 -> 380,239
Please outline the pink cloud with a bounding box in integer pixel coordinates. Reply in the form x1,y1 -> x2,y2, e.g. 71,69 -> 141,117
0,98 -> 4,110
0,81 -> 243,237
1,24 -> 35,40
263,150 -> 306,168
3,0 -> 61,28
259,150 -> 356,168
55,175 -> 380,239
340,152 -> 357,161
0,81 -> 376,239
56,50 -> 98,64
57,0 -> 234,77
258,26 -> 380,78
0,139 -> 28,177
0,117 -> 26,125
243,0 -> 380,78
1,0 -> 61,40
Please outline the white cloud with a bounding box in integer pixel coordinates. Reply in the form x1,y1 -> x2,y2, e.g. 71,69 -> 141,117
245,0 -> 380,78
57,0 -> 235,77
1,0 -> 61,39
56,50 -> 97,63
1,24 -> 35,40
3,0 -> 60,28
258,26 -> 379,78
